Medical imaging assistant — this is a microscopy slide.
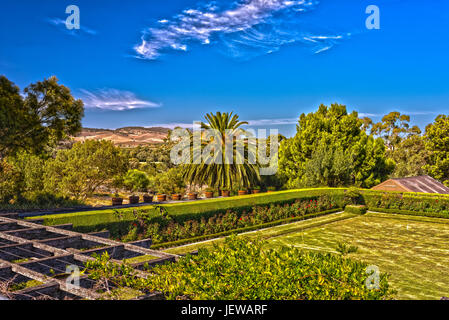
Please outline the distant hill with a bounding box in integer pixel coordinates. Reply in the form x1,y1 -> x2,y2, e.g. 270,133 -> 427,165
73,127 -> 170,147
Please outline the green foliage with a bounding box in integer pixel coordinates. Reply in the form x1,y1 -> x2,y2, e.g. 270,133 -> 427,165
390,134 -> 429,178
182,111 -> 261,190
344,205 -> 367,215
45,140 -> 128,200
144,236 -> 394,300
120,195 -> 342,244
424,115 -> 449,186
0,158 -> 20,203
28,188 -> 347,235
9,151 -> 46,198
335,242 -> 359,256
123,169 -> 150,192
153,167 -> 186,195
150,209 -> 341,249
345,187 -> 362,204
368,207 -> 449,219
279,104 -> 393,189
303,141 -> 352,187
362,190 -> 449,215
0,75 -> 84,157
370,111 -> 421,154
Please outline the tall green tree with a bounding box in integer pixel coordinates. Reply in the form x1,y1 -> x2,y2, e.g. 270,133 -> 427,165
45,140 -> 128,199
279,104 -> 393,188
371,111 -> 421,154
390,134 -> 429,178
0,75 -> 84,157
424,115 -> 449,186
182,112 -> 261,190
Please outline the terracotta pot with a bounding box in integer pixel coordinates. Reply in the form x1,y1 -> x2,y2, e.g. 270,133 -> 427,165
238,190 -> 247,196
112,197 -> 123,206
172,194 -> 182,201
205,191 -> 214,198
188,193 -> 197,200
129,195 -> 140,204
221,190 -> 230,197
156,194 -> 167,202
142,194 -> 153,203
252,189 -> 261,194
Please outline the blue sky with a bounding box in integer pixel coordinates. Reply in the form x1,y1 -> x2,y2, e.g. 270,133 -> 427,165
1,0 -> 448,137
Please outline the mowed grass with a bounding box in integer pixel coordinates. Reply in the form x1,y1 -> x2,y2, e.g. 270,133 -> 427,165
164,212 -> 449,300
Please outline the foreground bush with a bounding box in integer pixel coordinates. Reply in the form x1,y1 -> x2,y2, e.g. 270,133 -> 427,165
84,236 -> 394,300
146,237 -> 394,300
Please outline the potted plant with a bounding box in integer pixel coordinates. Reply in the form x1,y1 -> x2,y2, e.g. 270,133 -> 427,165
111,176 -> 124,206
251,186 -> 261,194
112,193 -> 123,206
204,188 -> 214,199
156,193 -> 167,202
221,188 -> 230,197
188,192 -> 198,200
238,185 -> 248,196
267,186 -> 276,193
143,192 -> 154,203
171,193 -> 182,201
129,195 -> 140,204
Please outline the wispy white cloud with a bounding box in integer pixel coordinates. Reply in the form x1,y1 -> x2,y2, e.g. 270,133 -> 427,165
47,18 -> 97,36
134,0 -> 349,60
80,89 -> 161,111
147,118 -> 298,129
246,118 -> 298,126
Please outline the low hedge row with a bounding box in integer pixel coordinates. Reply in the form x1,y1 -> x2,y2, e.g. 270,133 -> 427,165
27,188 -> 347,234
151,208 -> 343,249
361,190 -> 449,214
344,205 -> 367,215
369,207 -> 449,219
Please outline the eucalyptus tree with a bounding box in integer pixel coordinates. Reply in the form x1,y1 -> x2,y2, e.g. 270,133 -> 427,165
0,75 -> 84,158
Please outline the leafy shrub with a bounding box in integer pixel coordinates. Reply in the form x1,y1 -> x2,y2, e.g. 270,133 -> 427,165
345,187 -> 362,204
83,236 -> 394,300
144,236 -> 394,300
344,205 -> 367,215
0,159 -> 20,203
362,190 -> 449,215
123,169 -> 150,192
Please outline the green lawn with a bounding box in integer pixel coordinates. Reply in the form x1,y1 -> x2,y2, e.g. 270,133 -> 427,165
164,212 -> 449,300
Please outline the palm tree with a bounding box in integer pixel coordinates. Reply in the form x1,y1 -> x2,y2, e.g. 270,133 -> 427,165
182,112 -> 261,190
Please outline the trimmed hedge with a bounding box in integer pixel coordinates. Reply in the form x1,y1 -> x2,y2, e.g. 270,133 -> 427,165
344,205 -> 367,215
369,207 -> 449,219
27,188 -> 347,234
151,208 -> 343,249
361,189 -> 449,215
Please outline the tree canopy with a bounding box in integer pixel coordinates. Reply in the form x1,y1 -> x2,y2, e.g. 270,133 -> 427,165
424,115 -> 449,186
279,104 -> 393,188
182,111 -> 261,190
45,140 -> 128,199
0,75 -> 84,157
